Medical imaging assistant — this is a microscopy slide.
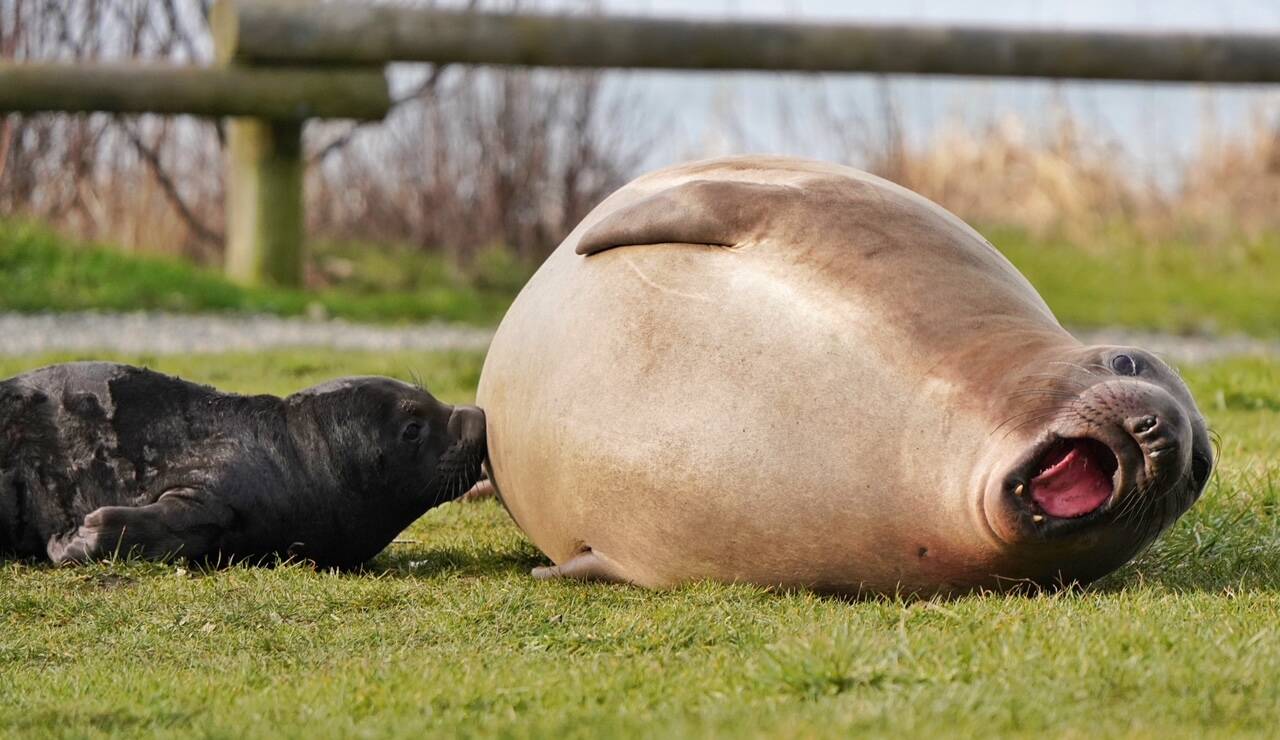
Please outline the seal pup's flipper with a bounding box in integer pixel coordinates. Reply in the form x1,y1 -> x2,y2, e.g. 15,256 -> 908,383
46,488 -> 233,565
531,548 -> 629,584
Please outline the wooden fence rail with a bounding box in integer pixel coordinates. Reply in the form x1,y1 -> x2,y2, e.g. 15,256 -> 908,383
0,63 -> 389,120
6,0 -> 1280,287
214,2 -> 1280,84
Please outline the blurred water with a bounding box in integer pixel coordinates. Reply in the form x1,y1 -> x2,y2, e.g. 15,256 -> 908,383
521,0 -> 1280,185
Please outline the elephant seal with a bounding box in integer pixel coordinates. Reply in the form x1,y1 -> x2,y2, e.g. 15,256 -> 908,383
477,155 -> 1213,595
0,362 -> 486,568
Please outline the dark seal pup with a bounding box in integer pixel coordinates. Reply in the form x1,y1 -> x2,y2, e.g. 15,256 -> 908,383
0,362 -> 486,568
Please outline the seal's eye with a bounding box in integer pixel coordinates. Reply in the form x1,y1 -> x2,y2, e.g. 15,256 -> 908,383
401,422 -> 423,442
1110,353 -> 1140,376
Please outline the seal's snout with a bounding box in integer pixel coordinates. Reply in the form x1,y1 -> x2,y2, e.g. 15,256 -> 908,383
989,370 -> 1204,547
447,405 -> 487,446
1083,380 -> 1193,489
1125,412 -> 1183,469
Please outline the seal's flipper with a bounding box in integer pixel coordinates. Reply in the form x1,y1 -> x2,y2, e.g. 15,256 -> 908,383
46,488 -> 232,564
575,180 -> 801,256
460,478 -> 496,502
531,548 -> 629,584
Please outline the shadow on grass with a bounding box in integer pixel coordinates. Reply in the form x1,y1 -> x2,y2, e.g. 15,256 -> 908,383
1,543 -> 544,583
1088,523 -> 1280,596
3,709 -> 194,734
362,543 -> 546,581
1082,469 -> 1280,595
1089,559 -> 1280,596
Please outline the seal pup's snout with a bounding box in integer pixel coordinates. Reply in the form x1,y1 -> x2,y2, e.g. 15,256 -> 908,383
434,405 -> 488,505
447,405 -> 487,448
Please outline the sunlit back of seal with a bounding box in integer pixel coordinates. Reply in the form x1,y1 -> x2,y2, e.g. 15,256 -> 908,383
477,156 -> 1213,595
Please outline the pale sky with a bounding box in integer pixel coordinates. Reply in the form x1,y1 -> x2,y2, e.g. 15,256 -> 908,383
552,0 -> 1280,30
533,1 -> 1280,182
417,1 -> 1280,183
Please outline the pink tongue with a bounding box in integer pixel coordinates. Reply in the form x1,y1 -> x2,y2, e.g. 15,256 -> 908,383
1030,441 -> 1113,519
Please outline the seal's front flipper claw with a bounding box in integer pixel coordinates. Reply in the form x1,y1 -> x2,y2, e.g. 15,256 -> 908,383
46,527 -> 96,565
531,564 -> 561,580
531,548 -> 629,584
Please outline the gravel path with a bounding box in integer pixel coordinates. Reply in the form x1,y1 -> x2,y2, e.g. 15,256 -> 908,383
0,312 -> 493,355
1071,328 -> 1280,364
0,312 -> 1275,363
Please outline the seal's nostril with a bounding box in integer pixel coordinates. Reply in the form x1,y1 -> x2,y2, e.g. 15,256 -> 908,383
1131,415 -> 1158,434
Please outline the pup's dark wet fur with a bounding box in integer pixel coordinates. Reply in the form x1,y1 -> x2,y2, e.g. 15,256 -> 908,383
0,362 -> 486,568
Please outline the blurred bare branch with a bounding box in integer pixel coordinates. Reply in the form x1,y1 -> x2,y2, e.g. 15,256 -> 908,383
308,63 -> 450,166
121,120 -> 222,246
0,0 -> 646,269
308,0 -> 480,166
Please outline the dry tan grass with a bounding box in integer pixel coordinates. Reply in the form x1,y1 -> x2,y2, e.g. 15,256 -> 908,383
16,103 -> 1280,262
863,107 -> 1280,249
883,115 -> 1144,243
1178,115 -> 1280,242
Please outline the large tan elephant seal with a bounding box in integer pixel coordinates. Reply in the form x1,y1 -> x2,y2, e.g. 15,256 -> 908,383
477,156 -> 1213,595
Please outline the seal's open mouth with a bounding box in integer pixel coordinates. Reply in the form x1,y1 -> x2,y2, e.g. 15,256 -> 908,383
1029,438 -> 1117,519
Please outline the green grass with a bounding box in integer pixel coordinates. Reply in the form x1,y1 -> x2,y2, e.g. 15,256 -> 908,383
1,350 -> 1277,738
992,226 -> 1280,337
6,219 -> 1280,338
0,221 -> 528,325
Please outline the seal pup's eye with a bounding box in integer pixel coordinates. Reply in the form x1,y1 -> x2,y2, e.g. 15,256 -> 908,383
1110,353 -> 1140,376
401,422 -> 424,442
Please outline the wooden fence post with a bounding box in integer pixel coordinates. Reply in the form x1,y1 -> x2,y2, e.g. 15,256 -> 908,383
216,0 -> 306,287
0,60 -> 390,287
225,118 -> 304,286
